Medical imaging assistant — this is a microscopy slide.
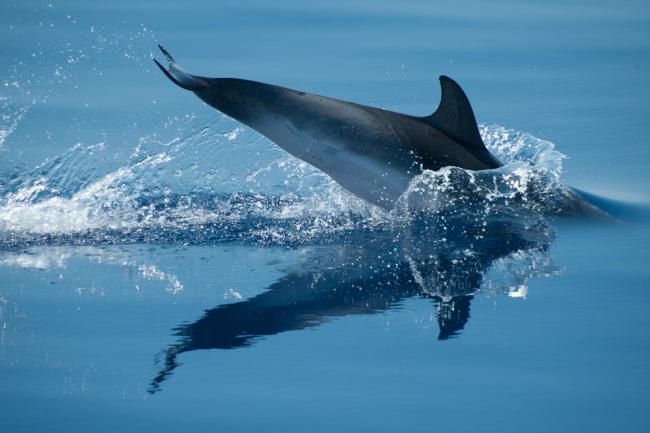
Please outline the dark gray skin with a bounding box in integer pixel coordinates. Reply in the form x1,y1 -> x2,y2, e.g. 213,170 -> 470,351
154,46 -> 502,208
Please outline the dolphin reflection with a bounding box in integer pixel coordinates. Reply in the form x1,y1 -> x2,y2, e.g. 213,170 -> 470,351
149,217 -> 554,393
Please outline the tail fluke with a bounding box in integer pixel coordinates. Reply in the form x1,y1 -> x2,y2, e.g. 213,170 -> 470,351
153,45 -> 207,91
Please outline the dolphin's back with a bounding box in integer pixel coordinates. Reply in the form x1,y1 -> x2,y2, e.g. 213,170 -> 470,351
195,77 -> 501,172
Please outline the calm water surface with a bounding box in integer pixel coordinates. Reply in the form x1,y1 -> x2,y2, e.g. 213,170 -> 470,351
1,1 -> 649,432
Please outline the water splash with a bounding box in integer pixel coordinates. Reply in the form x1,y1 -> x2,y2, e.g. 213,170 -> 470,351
396,124 -> 568,218
0,116 -> 577,247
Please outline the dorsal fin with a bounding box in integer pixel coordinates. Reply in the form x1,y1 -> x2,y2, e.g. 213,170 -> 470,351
426,76 -> 485,149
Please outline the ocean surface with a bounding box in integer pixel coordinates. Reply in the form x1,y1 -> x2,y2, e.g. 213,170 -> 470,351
1,1 -> 649,432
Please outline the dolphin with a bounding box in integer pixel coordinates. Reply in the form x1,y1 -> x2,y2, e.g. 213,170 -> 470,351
154,45 -> 501,209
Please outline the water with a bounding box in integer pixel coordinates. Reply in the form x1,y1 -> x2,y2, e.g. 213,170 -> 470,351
1,1 -> 649,432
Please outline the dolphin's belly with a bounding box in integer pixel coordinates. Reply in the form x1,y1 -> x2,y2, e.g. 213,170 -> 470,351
260,119 -> 413,208
319,147 -> 413,208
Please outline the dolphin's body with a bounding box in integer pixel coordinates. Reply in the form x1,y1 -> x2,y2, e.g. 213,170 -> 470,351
154,46 -> 501,208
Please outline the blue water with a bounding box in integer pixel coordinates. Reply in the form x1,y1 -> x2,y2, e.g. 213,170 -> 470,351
1,1 -> 649,432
